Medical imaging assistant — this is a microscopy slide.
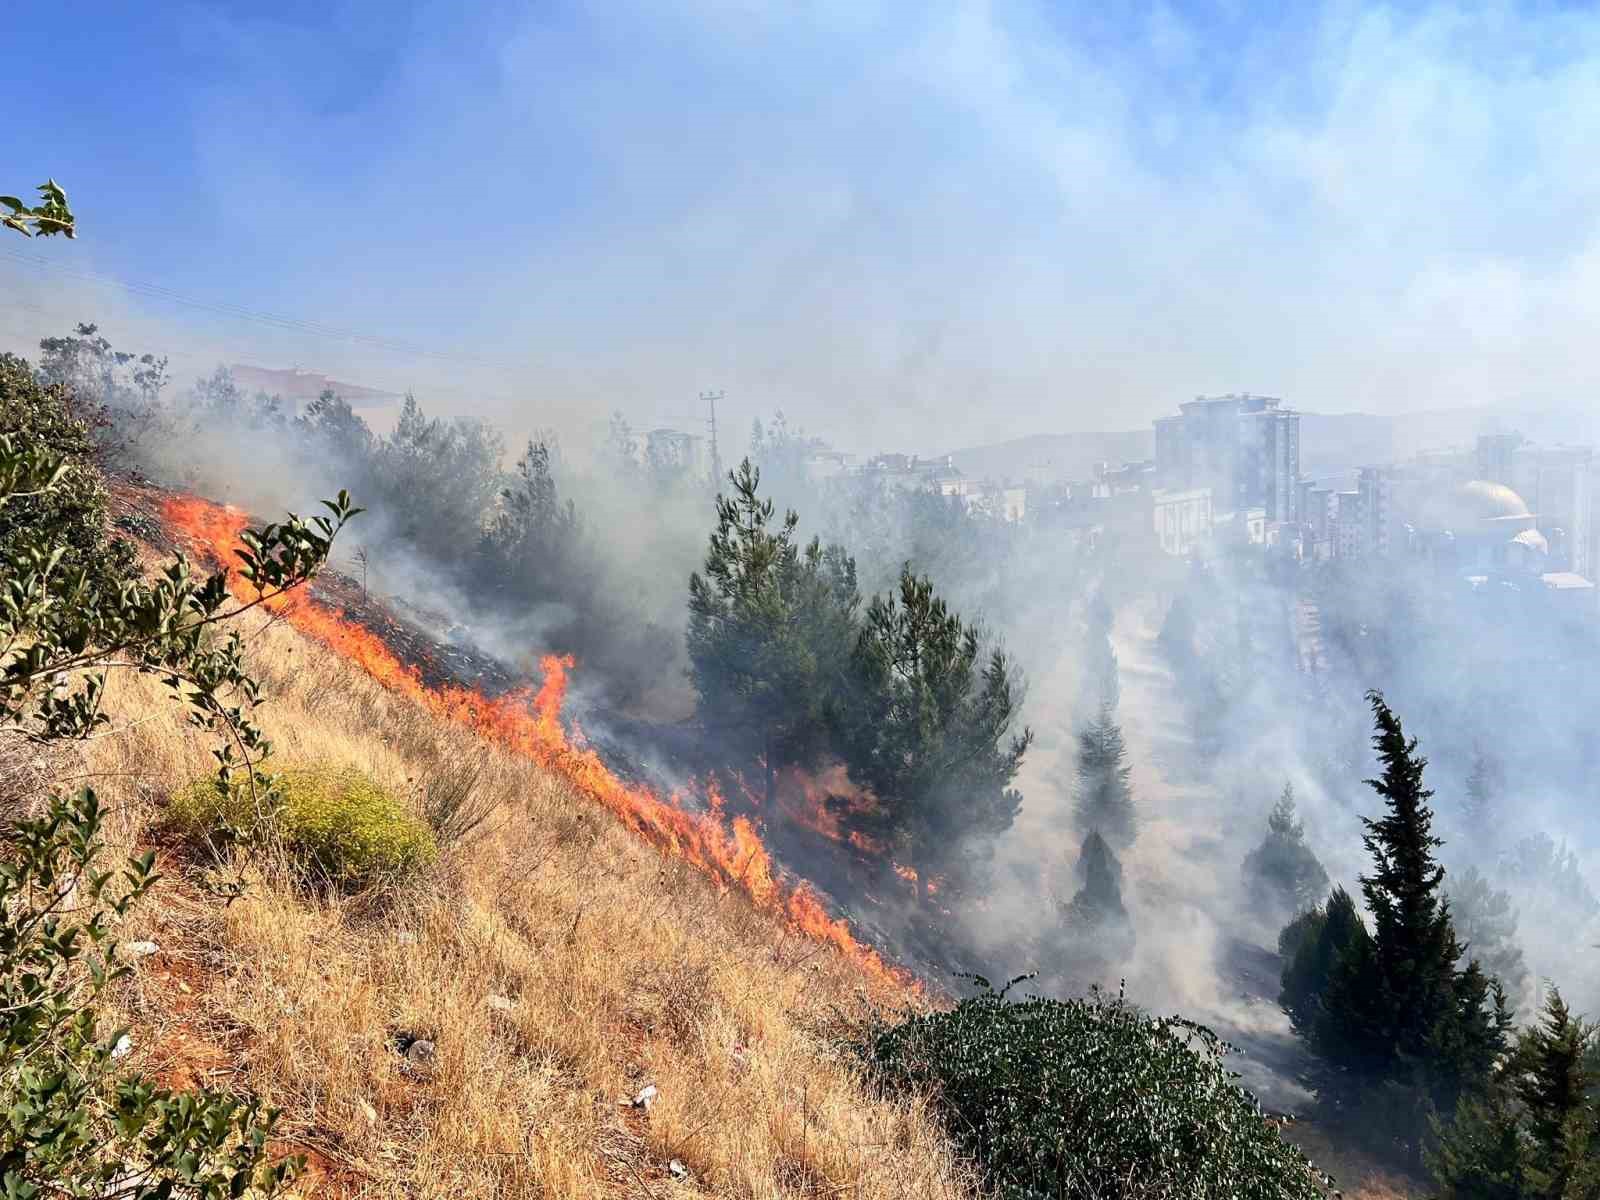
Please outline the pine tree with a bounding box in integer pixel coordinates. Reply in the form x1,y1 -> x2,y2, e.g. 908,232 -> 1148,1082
1513,988 -> 1594,1196
687,459 -> 858,803
843,566 -> 1032,874
1427,1088 -> 1529,1200
1243,782 -> 1331,917
1073,704 -> 1136,849
1428,987 -> 1597,1200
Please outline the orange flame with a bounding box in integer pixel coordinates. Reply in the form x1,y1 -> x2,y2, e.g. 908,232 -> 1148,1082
161,495 -> 910,989
774,764 -> 887,856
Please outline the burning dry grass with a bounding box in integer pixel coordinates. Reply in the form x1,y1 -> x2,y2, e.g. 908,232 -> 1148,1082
59,614 -> 976,1199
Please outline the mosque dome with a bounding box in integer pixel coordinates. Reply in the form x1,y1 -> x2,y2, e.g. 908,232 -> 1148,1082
1510,527 -> 1549,555
1418,480 -> 1535,533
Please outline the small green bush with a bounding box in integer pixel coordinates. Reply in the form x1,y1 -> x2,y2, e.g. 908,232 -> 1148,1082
171,765 -> 436,886
863,975 -> 1332,1199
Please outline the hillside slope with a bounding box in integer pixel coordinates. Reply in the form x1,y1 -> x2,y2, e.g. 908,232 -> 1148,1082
64,603 -> 973,1198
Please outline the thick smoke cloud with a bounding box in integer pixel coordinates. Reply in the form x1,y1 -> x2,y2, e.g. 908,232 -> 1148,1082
10,0 -> 1600,1118
10,2 -> 1600,452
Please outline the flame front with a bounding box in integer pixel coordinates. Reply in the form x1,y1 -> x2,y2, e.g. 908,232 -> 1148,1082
161,495 -> 909,989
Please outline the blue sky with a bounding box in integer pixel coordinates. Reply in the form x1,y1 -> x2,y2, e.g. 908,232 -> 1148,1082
6,1 -> 1600,451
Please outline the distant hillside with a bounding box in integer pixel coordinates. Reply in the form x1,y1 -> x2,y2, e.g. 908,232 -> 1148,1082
943,403 -> 1595,488
939,430 -> 1154,484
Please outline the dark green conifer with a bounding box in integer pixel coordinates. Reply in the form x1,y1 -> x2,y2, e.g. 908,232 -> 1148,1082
1243,782 -> 1331,917
1279,886 -> 1370,1038
1073,705 -> 1136,849
1290,693 -> 1509,1149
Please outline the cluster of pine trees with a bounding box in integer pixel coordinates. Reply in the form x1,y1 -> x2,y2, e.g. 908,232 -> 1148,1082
686,460 -> 1033,887
29,326 -> 691,706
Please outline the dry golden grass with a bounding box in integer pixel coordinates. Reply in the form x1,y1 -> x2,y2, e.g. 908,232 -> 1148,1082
56,611 -> 978,1199
1282,1121 -> 1427,1200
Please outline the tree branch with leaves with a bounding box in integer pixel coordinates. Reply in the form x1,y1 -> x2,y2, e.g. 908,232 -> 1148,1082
1,180 -> 74,239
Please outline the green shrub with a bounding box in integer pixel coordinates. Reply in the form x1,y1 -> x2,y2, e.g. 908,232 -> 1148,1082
863,975 -> 1332,1199
171,765 -> 436,886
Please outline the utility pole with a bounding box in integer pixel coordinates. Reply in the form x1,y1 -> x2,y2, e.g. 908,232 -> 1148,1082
701,390 -> 725,486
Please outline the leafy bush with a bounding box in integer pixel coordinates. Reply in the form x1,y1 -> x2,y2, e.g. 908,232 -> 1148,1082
1,789 -> 298,1198
171,766 -> 436,886
863,976 -> 1331,1199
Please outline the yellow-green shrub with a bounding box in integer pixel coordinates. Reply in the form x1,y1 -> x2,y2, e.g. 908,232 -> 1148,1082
169,765 -> 436,886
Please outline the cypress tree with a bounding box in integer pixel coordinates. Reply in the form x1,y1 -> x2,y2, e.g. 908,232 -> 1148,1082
1243,782 -> 1331,917
1073,705 -> 1136,849
1333,692 -> 1460,1070
1082,591 -> 1120,715
1311,692 -> 1509,1142
1067,830 -> 1128,926
1056,830 -> 1135,979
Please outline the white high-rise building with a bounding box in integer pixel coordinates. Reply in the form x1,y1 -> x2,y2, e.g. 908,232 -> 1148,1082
1154,393 -> 1300,523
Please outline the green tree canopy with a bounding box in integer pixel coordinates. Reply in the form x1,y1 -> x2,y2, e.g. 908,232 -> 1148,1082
687,459 -> 858,801
1429,986 -> 1599,1200
1445,866 -> 1529,1009
0,353 -> 135,596
1463,748 -> 1503,835
1279,886 -> 1371,1038
2,319 -> 356,1195
843,565 -> 1031,871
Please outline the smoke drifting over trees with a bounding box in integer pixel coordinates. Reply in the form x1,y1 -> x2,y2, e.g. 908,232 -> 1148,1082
19,303 -> 1600,1186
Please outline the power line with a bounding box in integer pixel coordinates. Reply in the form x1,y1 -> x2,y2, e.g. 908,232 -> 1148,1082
0,244 -> 521,371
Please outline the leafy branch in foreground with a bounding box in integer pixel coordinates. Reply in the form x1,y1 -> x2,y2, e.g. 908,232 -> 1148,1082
2,181 -> 75,239
1,791 -> 297,1199
1,432 -> 360,786
2,314 -> 359,1194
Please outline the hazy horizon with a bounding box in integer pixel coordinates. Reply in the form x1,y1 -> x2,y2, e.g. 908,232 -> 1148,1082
10,0 -> 1600,457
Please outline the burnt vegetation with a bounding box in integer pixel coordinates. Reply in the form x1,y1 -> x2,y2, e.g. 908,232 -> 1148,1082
25,198 -> 1600,1195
